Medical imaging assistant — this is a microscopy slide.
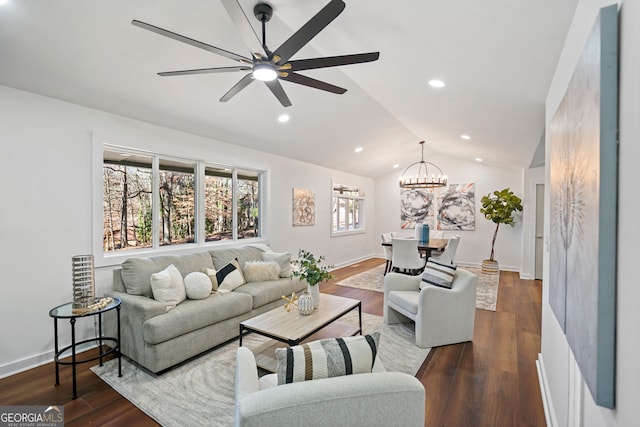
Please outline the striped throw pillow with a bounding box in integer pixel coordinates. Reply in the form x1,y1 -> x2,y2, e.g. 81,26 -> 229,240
420,258 -> 457,289
275,332 -> 380,385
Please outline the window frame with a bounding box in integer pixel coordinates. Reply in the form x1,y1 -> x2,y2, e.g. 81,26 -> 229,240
93,139 -> 266,267
330,181 -> 366,237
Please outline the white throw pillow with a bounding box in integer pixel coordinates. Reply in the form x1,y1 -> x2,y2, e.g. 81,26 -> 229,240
215,259 -> 246,293
262,252 -> 293,277
184,272 -> 212,299
150,264 -> 186,311
243,261 -> 281,283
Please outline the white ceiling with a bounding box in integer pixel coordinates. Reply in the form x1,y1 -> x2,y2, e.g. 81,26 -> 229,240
0,0 -> 577,178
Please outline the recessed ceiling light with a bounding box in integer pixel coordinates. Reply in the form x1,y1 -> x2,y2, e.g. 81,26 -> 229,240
460,134 -> 471,140
278,114 -> 290,123
428,79 -> 445,88
0,0 -> 8,5
354,147 -> 363,153
393,164 -> 400,169
475,158 -> 483,162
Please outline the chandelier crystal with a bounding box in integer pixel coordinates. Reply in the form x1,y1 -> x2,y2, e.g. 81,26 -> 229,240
399,141 -> 448,189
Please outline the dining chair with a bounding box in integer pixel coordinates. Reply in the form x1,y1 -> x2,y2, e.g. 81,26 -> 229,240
430,236 -> 460,265
391,238 -> 426,275
380,233 -> 394,275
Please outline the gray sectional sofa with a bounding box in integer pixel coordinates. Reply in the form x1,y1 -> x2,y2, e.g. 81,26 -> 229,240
106,246 -> 305,373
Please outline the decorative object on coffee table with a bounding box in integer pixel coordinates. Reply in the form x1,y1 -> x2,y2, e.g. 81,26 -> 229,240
281,292 -> 299,312
292,249 -> 333,309
479,188 -> 523,274
71,255 -> 95,314
297,292 -> 314,315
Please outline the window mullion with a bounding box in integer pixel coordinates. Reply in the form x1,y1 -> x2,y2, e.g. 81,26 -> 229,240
232,168 -> 238,240
152,156 -> 160,249
195,162 -> 205,244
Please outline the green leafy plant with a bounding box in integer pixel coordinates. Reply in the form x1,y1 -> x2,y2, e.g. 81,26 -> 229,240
480,188 -> 523,261
292,249 -> 333,286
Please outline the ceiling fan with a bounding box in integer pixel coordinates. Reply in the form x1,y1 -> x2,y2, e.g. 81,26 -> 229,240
132,0 -> 379,107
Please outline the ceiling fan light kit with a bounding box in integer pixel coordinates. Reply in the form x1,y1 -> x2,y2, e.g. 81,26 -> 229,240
132,0 -> 380,107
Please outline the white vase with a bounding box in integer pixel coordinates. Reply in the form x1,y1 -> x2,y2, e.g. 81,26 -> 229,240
297,292 -> 314,315
307,283 -> 320,309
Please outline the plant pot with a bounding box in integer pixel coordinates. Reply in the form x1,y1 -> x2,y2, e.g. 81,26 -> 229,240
481,259 -> 500,275
307,283 -> 320,309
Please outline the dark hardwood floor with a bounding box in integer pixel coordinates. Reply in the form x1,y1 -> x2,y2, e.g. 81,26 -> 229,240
0,258 -> 544,426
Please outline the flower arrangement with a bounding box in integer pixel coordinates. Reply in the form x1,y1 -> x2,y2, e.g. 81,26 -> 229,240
292,249 -> 333,286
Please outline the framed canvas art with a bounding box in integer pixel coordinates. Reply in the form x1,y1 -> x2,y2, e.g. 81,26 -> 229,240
548,4 -> 618,408
292,188 -> 315,226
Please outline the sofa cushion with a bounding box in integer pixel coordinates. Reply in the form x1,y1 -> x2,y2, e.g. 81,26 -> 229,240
142,292 -> 253,345
243,260 -> 281,283
261,252 -> 293,277
209,246 -> 264,270
233,277 -> 305,309
184,272 -> 212,299
216,259 -> 246,293
121,252 -> 214,297
275,332 -> 380,385
420,258 -> 458,289
150,264 -> 186,311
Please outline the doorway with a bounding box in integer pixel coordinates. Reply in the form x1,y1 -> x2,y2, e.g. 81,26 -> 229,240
534,184 -> 544,280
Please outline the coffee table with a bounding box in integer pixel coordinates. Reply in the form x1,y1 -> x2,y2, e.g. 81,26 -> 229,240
239,293 -> 362,372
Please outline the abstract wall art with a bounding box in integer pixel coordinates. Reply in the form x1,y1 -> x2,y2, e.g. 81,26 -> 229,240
437,183 -> 475,231
292,188 -> 315,226
400,183 -> 475,230
548,4 -> 618,409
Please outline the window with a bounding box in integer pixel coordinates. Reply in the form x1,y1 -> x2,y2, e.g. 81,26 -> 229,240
101,145 -> 263,256
331,183 -> 365,236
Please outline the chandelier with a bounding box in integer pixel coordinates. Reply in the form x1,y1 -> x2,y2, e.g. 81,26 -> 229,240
399,141 -> 448,189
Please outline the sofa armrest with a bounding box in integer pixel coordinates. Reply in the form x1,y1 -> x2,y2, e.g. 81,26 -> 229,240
235,371 -> 425,427
235,347 -> 260,403
106,290 -> 167,321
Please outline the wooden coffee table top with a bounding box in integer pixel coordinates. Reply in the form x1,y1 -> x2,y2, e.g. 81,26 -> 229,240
240,293 -> 360,343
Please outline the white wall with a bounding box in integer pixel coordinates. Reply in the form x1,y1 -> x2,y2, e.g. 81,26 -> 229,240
0,85 -> 376,377
540,0 -> 640,426
374,154 -> 524,271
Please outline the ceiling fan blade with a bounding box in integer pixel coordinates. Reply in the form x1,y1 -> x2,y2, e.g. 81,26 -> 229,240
280,72 -> 346,94
159,66 -> 251,76
265,80 -> 292,107
220,0 -> 268,58
289,52 -> 380,71
273,0 -> 345,64
220,73 -> 255,102
132,20 -> 250,63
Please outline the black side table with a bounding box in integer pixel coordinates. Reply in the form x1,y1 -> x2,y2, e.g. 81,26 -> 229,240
49,297 -> 122,399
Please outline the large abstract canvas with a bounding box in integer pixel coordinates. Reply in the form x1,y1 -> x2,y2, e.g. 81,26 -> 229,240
400,183 -> 475,230
437,183 -> 475,230
548,5 -> 618,408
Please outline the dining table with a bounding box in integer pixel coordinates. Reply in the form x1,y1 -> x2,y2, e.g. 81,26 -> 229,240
381,237 -> 449,260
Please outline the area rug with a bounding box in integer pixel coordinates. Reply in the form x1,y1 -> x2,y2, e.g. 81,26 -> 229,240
336,264 -> 500,311
91,312 -> 429,427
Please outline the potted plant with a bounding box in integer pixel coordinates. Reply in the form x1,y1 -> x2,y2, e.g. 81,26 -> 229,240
292,249 -> 333,309
479,188 -> 523,274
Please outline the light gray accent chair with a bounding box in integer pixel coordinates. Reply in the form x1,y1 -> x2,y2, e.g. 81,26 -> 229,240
430,235 -> 461,265
383,268 -> 477,348
234,347 -> 425,427
391,238 -> 426,275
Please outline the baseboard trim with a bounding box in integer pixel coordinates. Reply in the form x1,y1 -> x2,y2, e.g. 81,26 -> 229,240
332,254 -> 378,269
0,343 -> 98,380
537,353 -> 559,427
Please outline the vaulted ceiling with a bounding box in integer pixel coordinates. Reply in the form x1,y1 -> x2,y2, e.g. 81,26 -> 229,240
0,0 -> 577,177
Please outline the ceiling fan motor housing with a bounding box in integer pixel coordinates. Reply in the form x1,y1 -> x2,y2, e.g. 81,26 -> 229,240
254,3 -> 273,23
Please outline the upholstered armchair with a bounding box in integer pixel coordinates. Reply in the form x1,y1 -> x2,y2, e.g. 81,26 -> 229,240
383,268 -> 477,348
234,347 -> 425,427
